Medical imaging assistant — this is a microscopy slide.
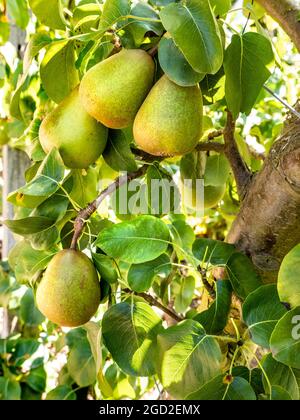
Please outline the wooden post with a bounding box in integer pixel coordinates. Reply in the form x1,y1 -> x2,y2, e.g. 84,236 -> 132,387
2,146 -> 30,257
1,22 -> 29,338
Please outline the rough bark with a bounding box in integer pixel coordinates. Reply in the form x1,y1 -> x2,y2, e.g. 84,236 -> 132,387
256,0 -> 300,52
227,105 -> 300,281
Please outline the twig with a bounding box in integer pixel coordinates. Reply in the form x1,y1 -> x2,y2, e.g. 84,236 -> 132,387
223,111 -> 252,199
196,141 -> 225,153
207,129 -> 224,141
70,165 -> 147,250
130,147 -> 163,162
263,84 -> 300,120
123,288 -> 183,322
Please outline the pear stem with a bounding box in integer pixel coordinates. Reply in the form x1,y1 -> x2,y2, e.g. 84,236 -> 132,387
148,45 -> 158,57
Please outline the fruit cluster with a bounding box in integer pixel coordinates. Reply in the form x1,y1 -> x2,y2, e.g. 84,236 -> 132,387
36,48 -> 208,328
39,48 -> 203,168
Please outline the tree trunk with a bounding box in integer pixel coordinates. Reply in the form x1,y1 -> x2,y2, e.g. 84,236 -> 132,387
227,105 -> 300,282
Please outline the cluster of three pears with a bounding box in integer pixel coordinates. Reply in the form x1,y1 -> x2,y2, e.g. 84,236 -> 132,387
40,49 -> 203,167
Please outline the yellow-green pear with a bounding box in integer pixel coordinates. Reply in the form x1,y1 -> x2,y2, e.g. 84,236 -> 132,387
36,249 -> 100,327
79,49 -> 155,128
183,182 -> 226,211
133,75 -> 203,156
39,87 -> 108,168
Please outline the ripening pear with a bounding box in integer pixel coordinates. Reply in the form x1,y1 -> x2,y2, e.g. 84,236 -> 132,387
36,249 -> 100,327
39,87 -> 108,168
182,182 -> 226,211
133,75 -> 203,156
79,49 -> 155,128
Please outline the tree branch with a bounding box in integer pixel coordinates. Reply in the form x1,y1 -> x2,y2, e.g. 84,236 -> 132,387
70,165 -> 147,250
123,288 -> 183,322
256,0 -> 300,52
206,129 -> 224,141
223,111 -> 252,199
196,141 -> 225,153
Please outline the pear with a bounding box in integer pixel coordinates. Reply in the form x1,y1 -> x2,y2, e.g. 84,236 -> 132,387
133,75 -> 203,156
79,49 -> 155,129
183,182 -> 226,211
36,249 -> 100,327
39,87 -> 108,168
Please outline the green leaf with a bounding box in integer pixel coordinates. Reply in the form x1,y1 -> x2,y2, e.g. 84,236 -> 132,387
20,289 -> 45,326
84,321 -> 102,374
262,353 -> 299,400
9,148 -> 65,199
192,238 -> 235,266
10,33 -> 52,120
158,319 -> 222,398
23,33 -> 52,73
32,193 -> 69,222
0,21 -> 10,46
204,154 -> 230,187
46,385 -> 76,400
243,284 -> 287,348
29,225 -> 59,250
28,0 -> 66,30
227,252 -> 262,299
194,280 -> 232,334
270,385 -> 293,400
187,374 -> 256,400
270,307 -> 300,369
210,0 -> 231,16
146,165 -> 180,216
102,302 -> 163,376
96,215 -> 170,264
180,149 -> 205,181
126,3 -> 163,47
25,361 -> 46,393
103,129 -> 138,172
158,37 -> 205,87
7,0 -> 29,29
128,254 -> 171,293
67,329 -> 97,387
11,339 -> 39,367
69,167 -> 98,208
8,240 -> 54,285
41,41 -> 79,103
110,179 -> 143,221
174,276 -> 196,314
170,219 -> 195,260
4,216 -> 54,235
92,254 -> 118,284
0,377 -> 21,400
160,0 -> 223,74
278,244 -> 300,308
224,32 -> 274,118
99,0 -> 130,32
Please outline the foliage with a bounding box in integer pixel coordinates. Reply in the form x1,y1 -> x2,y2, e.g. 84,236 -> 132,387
0,0 -> 299,401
